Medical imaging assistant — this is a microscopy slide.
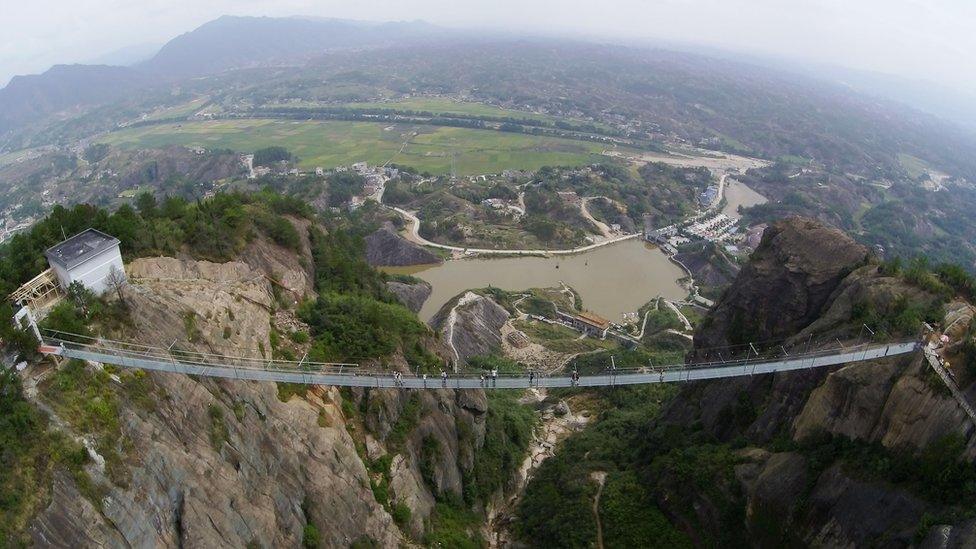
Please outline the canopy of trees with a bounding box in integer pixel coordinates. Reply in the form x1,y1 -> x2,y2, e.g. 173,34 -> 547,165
252,146 -> 292,167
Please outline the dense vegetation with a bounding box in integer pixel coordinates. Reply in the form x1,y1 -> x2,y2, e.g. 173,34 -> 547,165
740,163 -> 976,271
517,374 -> 976,547
252,145 -> 293,166
516,384 -> 699,547
297,221 -> 445,369
464,389 -> 536,504
326,172 -> 365,207
0,189 -> 310,297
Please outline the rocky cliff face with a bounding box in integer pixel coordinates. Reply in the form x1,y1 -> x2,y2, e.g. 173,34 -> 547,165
691,216 -> 870,356
365,227 -> 441,267
431,292 -> 510,366
349,385 -> 487,537
386,279 -> 432,314
661,217 -> 976,547
24,230 -> 489,547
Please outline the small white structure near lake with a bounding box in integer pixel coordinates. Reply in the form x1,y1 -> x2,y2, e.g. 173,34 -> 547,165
44,228 -> 124,295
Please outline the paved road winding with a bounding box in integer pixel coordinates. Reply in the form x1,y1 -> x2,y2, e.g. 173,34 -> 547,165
391,206 -> 639,256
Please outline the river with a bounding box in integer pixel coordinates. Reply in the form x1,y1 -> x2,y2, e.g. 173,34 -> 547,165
722,179 -> 768,220
383,239 -> 687,322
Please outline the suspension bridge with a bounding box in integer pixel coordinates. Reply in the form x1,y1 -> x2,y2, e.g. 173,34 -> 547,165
36,329 -> 920,390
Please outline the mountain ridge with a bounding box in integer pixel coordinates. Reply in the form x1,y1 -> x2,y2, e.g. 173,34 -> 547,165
0,16 -> 444,133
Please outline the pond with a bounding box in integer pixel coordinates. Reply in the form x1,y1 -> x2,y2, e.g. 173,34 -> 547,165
383,238 -> 688,322
722,180 -> 768,220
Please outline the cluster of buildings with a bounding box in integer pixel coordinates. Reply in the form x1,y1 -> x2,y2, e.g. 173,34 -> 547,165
684,213 -> 737,241
480,197 -> 525,219
646,211 -> 744,256
644,225 -> 683,255
647,212 -> 742,253
352,162 -> 396,203
0,213 -> 37,244
699,184 -> 720,208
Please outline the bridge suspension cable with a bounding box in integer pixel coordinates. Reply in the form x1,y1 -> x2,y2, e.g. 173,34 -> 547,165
37,328 -> 920,390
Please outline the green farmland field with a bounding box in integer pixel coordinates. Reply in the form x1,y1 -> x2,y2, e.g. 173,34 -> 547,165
98,119 -> 615,175
141,97 -> 212,122
337,97 -> 616,131
340,97 -> 557,121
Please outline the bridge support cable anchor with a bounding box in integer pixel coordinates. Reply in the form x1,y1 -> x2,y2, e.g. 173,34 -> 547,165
749,343 -> 760,376
857,323 -> 875,345
860,324 -> 876,361
166,339 -> 185,376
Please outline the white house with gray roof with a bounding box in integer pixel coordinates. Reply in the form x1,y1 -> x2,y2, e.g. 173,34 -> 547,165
44,228 -> 124,295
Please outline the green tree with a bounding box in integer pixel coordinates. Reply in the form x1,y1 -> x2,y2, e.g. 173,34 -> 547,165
135,192 -> 157,218
253,146 -> 292,167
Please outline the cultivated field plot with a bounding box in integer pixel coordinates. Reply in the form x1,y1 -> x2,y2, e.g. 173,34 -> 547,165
99,119 -> 612,175
338,97 -> 618,132
141,97 -> 212,122
340,97 -> 558,122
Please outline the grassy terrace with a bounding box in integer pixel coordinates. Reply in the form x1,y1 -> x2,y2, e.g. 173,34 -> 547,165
98,119 -> 614,175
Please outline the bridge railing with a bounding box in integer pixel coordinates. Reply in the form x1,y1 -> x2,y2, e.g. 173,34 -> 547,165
40,329 -> 359,375
40,327 -> 919,384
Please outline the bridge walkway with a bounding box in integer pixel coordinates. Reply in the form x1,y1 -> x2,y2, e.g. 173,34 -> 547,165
923,345 -> 976,428
38,331 -> 918,390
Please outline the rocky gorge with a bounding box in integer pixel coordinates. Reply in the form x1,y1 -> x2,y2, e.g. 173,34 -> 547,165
7,212 -> 976,548
654,217 -> 976,546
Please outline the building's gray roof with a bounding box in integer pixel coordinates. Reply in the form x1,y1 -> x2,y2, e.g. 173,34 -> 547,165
45,228 -> 120,271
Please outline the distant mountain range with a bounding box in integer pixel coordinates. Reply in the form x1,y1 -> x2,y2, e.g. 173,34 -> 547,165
808,66 -> 976,133
0,64 -> 150,130
0,16 -> 445,132
141,16 -> 441,78
2,14 -> 975,138
85,42 -> 161,67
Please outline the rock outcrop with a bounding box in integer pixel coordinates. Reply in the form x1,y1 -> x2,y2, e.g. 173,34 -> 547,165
432,292 -> 510,365
921,518 -> 976,548
241,216 -> 316,299
673,243 -> 738,289
365,227 -> 440,267
660,217 -> 976,547
386,279 -> 432,313
691,216 -> 869,356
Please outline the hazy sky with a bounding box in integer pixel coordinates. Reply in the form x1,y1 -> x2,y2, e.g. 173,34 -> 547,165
2,0 -> 974,91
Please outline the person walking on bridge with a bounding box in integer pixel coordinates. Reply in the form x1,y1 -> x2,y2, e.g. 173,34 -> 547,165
529,370 -> 535,387
440,369 -> 447,387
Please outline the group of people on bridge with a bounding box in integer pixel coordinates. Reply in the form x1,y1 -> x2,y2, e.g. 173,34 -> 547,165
390,363 -> 624,390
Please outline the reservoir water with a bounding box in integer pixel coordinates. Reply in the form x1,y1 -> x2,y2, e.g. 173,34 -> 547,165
383,238 -> 687,322
722,180 -> 768,220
